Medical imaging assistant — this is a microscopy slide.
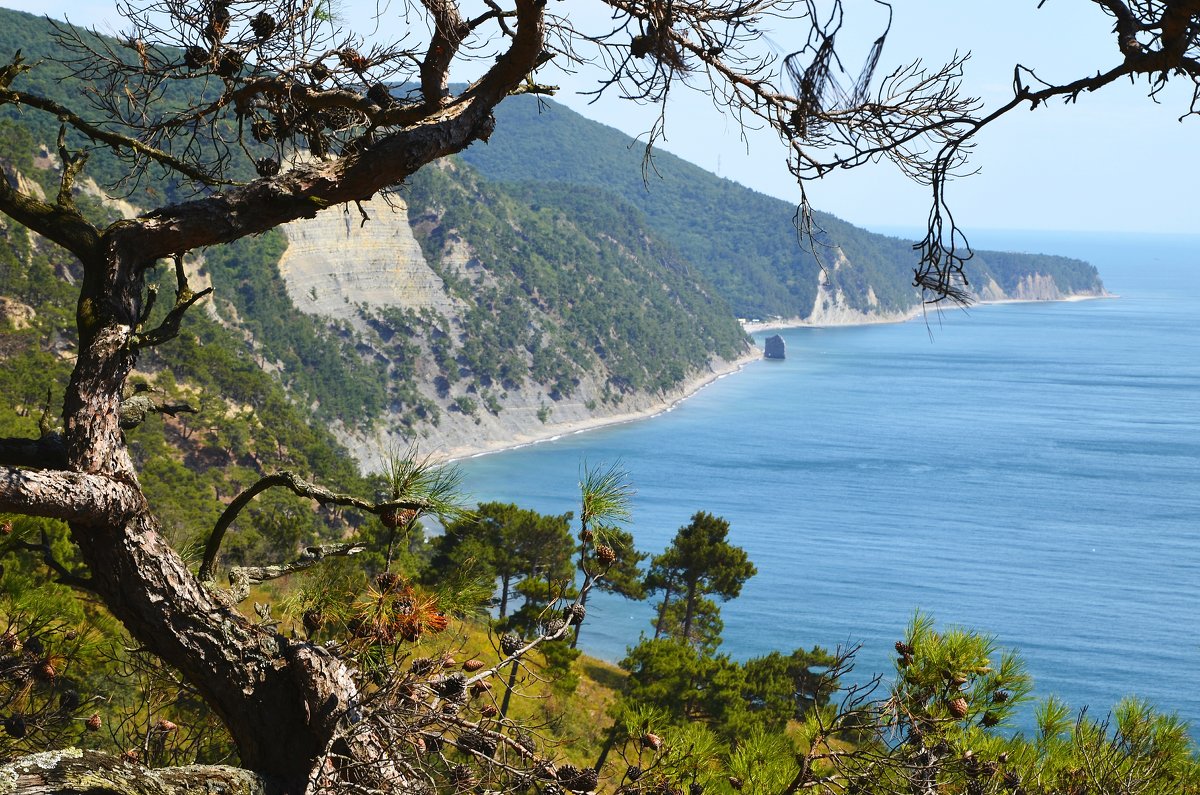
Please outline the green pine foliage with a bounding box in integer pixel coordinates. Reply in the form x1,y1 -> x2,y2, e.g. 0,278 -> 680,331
402,160 -> 749,399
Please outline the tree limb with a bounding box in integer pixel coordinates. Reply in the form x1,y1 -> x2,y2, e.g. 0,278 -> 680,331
118,394 -> 200,430
0,82 -> 225,187
198,471 -> 426,583
0,467 -> 142,524
226,543 -> 366,601
420,0 -> 469,107
0,133 -> 101,262
0,749 -> 274,795
131,254 -> 214,350
54,124 -> 88,210
9,528 -> 95,592
0,435 -> 68,470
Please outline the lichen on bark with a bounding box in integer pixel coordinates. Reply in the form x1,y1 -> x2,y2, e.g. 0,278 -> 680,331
0,749 -> 270,795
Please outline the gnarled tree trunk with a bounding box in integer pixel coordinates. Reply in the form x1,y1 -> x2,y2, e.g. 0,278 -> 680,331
0,0 -> 546,785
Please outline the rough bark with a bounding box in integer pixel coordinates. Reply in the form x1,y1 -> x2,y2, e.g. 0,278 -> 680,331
0,0 -> 549,786
0,749 -> 272,795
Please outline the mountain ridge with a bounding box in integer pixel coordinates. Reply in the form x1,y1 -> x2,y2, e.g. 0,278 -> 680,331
460,95 -> 1107,321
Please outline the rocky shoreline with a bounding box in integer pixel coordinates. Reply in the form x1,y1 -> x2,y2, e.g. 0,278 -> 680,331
437,348 -> 762,463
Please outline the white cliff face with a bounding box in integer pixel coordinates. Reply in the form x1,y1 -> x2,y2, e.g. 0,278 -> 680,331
277,197 -> 459,319
274,197 -> 748,468
1006,274 -> 1065,301
803,257 -> 917,326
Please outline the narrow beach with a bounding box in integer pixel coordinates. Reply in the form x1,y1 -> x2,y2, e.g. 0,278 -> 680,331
442,347 -> 763,462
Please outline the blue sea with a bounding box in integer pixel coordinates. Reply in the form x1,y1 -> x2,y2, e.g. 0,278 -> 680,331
455,230 -> 1200,732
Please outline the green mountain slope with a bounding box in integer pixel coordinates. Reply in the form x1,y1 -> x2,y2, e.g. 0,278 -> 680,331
0,6 -> 749,457
460,96 -> 1106,319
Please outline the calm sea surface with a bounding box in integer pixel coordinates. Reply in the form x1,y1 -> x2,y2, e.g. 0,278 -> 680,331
455,230 -> 1200,732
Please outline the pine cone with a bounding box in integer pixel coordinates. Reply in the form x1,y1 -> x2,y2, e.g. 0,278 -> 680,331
3,715 -> 25,738
250,11 -> 276,40
462,658 -> 485,672
183,46 -> 208,70
376,571 -> 401,591
204,4 -> 230,42
499,634 -> 523,656
411,657 -> 436,675
557,764 -> 598,792
367,83 -> 393,108
255,158 -> 280,177
544,618 -> 567,637
59,689 -> 80,712
33,660 -> 56,682
85,713 -> 102,732
948,697 -> 969,719
435,673 -> 467,702
640,732 -> 662,750
459,729 -> 497,757
595,545 -> 616,565
449,764 -> 475,787
563,603 -> 586,625
337,48 -> 369,73
216,49 -> 243,78
302,608 -> 324,636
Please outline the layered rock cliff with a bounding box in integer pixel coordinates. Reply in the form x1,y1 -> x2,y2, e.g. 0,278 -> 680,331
270,162 -> 752,466
278,200 -> 460,321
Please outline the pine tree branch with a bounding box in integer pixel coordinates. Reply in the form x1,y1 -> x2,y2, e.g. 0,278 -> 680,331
199,471 -> 429,583
9,528 -> 95,592
0,435 -> 68,470
0,467 -> 141,525
226,543 -> 366,601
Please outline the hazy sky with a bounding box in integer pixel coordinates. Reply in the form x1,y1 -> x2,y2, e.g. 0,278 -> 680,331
3,0 -> 1196,235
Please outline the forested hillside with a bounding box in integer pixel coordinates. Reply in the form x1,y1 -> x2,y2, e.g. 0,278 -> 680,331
0,7 -> 752,459
462,96 -> 1106,320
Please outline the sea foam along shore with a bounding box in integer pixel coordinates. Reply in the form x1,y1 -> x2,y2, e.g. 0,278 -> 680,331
442,347 -> 763,464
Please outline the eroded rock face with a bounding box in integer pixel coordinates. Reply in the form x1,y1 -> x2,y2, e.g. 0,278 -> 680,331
277,197 -> 458,319
764,334 -> 785,360
1006,273 -> 1065,301
0,296 -> 35,330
